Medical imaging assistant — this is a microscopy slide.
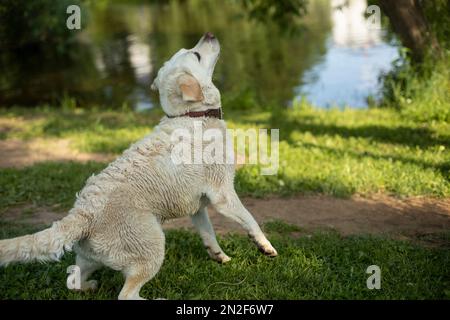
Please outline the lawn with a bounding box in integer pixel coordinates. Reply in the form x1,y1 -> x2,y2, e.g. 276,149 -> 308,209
0,103 -> 449,300
0,105 -> 449,212
0,221 -> 449,300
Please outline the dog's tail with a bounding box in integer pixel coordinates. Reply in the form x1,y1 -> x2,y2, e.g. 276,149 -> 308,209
0,210 -> 89,266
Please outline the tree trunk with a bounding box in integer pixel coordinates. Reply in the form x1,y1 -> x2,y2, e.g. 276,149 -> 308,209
377,0 -> 440,61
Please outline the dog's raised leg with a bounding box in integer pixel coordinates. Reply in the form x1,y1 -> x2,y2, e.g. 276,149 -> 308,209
191,208 -> 231,263
209,189 -> 277,257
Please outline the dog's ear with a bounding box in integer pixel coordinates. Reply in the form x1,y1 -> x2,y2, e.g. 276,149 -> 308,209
151,78 -> 159,91
177,74 -> 204,102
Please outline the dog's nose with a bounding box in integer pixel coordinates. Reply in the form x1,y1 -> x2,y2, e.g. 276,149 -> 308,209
204,32 -> 215,40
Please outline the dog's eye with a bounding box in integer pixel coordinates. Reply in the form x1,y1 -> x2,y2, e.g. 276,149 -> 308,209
193,52 -> 201,62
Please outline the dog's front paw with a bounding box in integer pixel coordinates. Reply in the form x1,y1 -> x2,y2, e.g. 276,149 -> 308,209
249,235 -> 278,257
209,251 -> 231,264
217,254 -> 232,264
256,242 -> 278,257
260,245 -> 278,257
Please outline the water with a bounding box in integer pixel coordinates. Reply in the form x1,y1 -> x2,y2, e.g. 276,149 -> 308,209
0,0 -> 399,110
299,39 -> 399,108
297,0 -> 400,108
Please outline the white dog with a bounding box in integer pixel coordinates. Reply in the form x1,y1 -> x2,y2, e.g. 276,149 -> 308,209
0,33 -> 277,300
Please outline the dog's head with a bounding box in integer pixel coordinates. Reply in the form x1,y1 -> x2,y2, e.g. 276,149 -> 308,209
151,32 -> 221,116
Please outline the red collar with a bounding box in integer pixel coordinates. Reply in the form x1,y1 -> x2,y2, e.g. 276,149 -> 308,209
166,108 -> 223,120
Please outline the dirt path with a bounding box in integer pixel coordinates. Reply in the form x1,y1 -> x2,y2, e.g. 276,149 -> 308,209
2,195 -> 449,237
168,195 -> 450,236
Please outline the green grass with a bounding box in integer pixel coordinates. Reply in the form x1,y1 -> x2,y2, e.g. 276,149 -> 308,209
0,221 -> 448,300
0,105 -> 448,208
235,106 -> 449,197
0,161 -> 105,210
0,103 -> 448,298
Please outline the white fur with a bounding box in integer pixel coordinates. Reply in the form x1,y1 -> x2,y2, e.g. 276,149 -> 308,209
0,34 -> 277,300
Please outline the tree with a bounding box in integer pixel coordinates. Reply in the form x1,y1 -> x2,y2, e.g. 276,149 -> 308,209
376,0 -> 441,61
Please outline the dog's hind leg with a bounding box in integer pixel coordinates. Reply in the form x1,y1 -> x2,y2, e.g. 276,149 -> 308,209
118,250 -> 165,300
119,262 -> 159,300
209,188 -> 277,257
191,207 -> 231,263
74,254 -> 101,291
117,217 -> 165,300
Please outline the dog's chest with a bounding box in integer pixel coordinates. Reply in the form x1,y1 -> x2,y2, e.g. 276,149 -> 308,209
157,188 -> 208,220
105,118 -> 231,219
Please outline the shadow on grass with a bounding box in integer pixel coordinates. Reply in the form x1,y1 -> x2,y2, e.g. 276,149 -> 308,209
40,110 -> 161,137
0,107 -> 163,139
269,114 -> 449,148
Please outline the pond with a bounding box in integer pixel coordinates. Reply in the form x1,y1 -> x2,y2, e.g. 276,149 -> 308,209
0,0 -> 399,110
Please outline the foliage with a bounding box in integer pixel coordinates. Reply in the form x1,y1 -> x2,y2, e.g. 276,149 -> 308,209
379,51 -> 450,123
0,0 -> 82,51
241,0 -> 308,30
422,0 -> 450,49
